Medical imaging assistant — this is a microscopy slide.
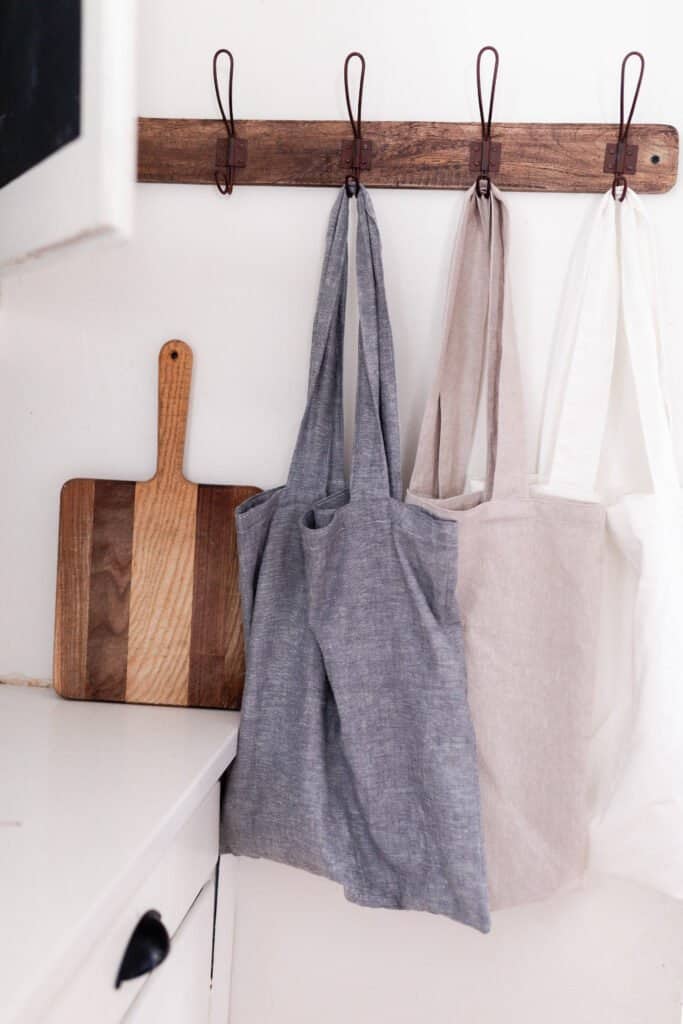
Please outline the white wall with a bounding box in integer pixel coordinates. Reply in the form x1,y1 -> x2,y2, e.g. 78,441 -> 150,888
2,0 -> 683,1020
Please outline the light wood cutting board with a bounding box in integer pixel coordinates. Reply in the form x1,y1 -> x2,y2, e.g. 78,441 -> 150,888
53,339 -> 260,709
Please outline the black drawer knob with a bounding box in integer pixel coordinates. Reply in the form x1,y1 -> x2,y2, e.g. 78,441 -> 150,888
115,910 -> 170,988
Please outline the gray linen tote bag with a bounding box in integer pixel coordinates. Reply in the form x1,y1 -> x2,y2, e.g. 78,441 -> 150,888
300,187 -> 490,929
223,188 -> 489,929
407,186 -> 606,910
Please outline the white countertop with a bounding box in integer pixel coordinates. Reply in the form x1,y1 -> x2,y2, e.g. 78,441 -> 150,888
0,684 -> 239,1022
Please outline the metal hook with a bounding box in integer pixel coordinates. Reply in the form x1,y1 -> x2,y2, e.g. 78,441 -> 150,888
213,49 -> 236,138
474,46 -> 500,198
342,52 -> 371,196
344,51 -> 366,140
212,48 -> 247,195
611,50 -> 645,202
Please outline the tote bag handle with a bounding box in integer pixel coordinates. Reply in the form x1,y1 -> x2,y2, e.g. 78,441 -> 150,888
350,187 -> 403,500
545,191 -> 677,495
620,194 -> 678,492
409,186 -> 528,503
287,190 -> 349,500
289,187 -> 403,502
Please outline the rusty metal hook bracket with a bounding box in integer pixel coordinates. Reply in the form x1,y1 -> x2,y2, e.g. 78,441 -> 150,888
605,50 -> 645,202
341,51 -> 373,196
470,45 -> 501,198
213,48 -> 248,195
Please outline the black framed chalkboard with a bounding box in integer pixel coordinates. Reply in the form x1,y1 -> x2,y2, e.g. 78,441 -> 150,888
0,0 -> 82,189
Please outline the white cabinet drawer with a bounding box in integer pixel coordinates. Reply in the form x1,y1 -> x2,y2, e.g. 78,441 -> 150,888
123,880 -> 215,1023
46,783 -> 220,1024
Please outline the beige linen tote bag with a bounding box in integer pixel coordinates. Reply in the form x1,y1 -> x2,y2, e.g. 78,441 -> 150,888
407,185 -> 605,909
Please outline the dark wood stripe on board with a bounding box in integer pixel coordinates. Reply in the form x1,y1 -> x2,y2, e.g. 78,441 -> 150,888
53,479 -> 95,699
189,484 -> 257,709
85,480 -> 136,701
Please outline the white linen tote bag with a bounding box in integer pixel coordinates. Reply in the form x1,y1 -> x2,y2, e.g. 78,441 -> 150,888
539,189 -> 683,899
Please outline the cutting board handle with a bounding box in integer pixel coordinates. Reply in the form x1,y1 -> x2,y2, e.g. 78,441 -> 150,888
156,339 -> 193,483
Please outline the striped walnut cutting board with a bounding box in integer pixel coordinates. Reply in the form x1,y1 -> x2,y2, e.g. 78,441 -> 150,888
53,340 -> 260,709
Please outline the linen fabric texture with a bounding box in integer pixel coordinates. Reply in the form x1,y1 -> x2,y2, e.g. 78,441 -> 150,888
222,186 -> 490,931
539,190 -> 683,899
407,185 -> 605,910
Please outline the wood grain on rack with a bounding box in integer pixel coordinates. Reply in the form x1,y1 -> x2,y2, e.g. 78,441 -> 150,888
138,119 -> 678,193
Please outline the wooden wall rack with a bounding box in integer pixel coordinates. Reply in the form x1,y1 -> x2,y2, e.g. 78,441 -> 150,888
137,118 -> 678,194
137,50 -> 678,196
